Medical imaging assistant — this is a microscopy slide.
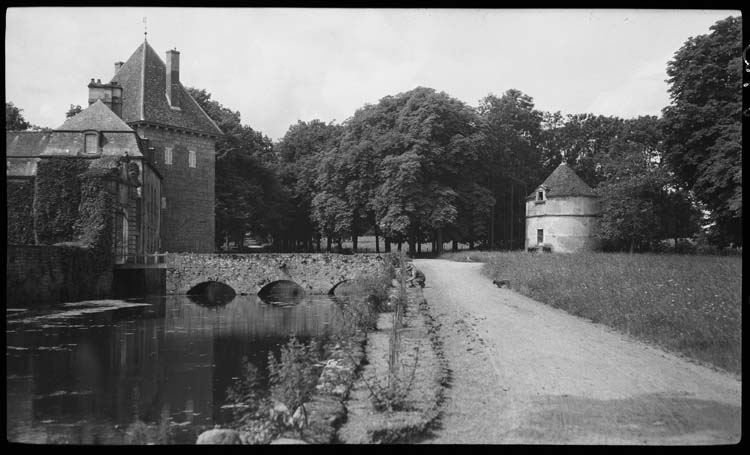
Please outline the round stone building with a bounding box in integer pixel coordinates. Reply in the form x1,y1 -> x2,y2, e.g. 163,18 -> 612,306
525,162 -> 600,253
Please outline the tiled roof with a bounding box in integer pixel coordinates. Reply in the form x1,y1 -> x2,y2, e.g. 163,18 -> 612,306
111,41 -> 223,136
6,131 -> 52,157
56,100 -> 134,131
528,162 -> 597,199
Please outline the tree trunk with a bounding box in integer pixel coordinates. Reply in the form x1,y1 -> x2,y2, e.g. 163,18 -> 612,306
385,236 -> 391,253
326,237 -> 332,253
374,223 -> 380,254
452,240 -> 458,252
417,241 -> 422,254
397,242 -> 402,252
490,204 -> 495,250
469,240 -> 474,250
352,235 -> 358,253
408,234 -> 417,256
337,238 -> 343,251
510,184 -> 514,250
436,228 -> 443,255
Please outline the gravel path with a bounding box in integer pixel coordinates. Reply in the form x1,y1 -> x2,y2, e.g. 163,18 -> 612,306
416,259 -> 741,445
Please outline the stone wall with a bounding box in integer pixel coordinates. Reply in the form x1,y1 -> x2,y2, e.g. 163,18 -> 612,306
136,126 -> 215,253
525,196 -> 600,253
6,245 -> 113,307
165,253 -> 385,295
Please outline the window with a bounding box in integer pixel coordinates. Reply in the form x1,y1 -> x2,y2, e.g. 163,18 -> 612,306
165,147 -> 173,165
188,150 -> 196,168
537,190 -> 544,201
537,229 -> 544,245
84,133 -> 99,154
161,196 -> 167,209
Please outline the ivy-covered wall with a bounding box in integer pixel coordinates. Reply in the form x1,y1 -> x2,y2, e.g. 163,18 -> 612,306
6,156 -> 124,307
7,179 -> 35,244
33,157 -> 91,245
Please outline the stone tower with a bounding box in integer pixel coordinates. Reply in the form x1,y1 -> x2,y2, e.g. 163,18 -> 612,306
525,162 -> 600,253
98,40 -> 223,253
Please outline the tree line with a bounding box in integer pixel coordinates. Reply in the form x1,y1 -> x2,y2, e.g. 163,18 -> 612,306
7,16 -> 741,254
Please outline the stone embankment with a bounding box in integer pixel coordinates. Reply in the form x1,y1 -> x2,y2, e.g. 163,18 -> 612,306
195,333 -> 366,445
195,263 -> 448,445
338,281 -> 448,443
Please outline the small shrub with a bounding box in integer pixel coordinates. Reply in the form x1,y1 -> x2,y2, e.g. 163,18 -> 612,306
267,336 -> 326,431
225,357 -> 268,425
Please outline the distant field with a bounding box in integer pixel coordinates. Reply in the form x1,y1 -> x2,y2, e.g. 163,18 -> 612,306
441,251 -> 742,374
341,236 -> 471,253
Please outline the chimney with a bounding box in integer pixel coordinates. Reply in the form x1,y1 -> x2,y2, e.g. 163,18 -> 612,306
114,61 -> 124,75
166,49 -> 180,108
87,78 -> 123,118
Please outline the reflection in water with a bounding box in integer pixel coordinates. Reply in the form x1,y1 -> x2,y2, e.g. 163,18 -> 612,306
258,280 -> 306,304
187,281 -> 237,306
6,294 -> 346,444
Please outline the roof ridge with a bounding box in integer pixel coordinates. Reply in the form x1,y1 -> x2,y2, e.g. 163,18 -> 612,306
139,41 -> 146,121
180,84 -> 223,136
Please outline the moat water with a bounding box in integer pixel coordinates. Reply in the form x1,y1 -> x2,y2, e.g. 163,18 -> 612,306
6,293 -> 348,444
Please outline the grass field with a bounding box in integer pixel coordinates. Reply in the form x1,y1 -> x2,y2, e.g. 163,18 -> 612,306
440,251 -> 742,374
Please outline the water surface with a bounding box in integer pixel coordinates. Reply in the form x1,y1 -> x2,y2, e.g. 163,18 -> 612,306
6,294 -> 346,444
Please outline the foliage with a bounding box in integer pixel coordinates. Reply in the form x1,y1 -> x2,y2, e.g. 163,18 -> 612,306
335,259 -> 397,332
65,104 -> 83,118
7,180 -> 35,244
6,101 -> 31,131
661,16 -> 742,246
225,358 -> 269,425
331,87 -> 490,254
479,89 -> 543,249
465,251 -> 742,373
33,158 -> 91,244
185,86 -> 289,249
359,254 -> 420,412
594,116 -> 700,251
267,336 -> 326,431
276,119 -> 344,250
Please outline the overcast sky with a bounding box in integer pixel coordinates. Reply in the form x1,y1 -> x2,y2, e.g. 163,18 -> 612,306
5,8 -> 739,140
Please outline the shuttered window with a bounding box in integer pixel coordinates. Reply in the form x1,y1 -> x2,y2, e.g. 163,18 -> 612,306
84,133 -> 98,154
165,147 -> 173,165
189,150 -> 196,168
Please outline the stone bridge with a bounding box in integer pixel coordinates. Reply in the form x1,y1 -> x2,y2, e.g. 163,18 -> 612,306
165,253 -> 386,296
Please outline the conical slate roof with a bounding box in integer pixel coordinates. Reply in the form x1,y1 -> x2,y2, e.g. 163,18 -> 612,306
57,100 -> 134,131
110,41 -> 222,136
527,162 -> 597,200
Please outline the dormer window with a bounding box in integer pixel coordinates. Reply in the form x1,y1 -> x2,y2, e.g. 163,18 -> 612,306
535,188 -> 546,204
84,132 -> 99,154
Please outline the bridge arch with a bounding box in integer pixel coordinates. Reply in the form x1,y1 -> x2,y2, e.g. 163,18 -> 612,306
258,279 -> 305,302
187,281 -> 236,305
328,279 -> 353,296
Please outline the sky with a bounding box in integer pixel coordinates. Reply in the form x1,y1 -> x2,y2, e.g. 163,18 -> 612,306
5,8 -> 739,141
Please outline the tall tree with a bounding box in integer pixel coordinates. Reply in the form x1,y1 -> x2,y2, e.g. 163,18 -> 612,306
276,120 -> 344,251
66,104 -> 83,118
596,116 -> 699,251
185,87 -> 289,249
661,16 -> 742,246
6,102 -> 31,131
479,89 -> 544,249
355,87 -> 491,255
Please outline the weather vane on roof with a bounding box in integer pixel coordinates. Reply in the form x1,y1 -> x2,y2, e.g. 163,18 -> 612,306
143,16 -> 148,41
